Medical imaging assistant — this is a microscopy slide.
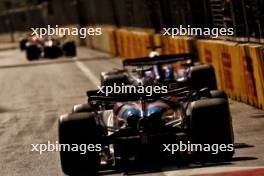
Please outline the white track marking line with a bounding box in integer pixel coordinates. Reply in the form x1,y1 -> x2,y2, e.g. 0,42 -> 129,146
160,166 -> 263,176
74,58 -> 100,86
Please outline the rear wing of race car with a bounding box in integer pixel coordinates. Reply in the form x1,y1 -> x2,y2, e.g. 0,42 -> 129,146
122,53 -> 194,66
86,86 -> 190,102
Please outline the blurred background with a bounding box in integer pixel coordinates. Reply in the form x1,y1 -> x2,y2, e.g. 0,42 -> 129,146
0,0 -> 263,43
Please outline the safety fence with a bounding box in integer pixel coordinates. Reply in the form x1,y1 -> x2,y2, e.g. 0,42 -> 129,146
87,25 -> 264,110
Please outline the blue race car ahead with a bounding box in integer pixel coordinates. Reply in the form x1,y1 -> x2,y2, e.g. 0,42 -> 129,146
59,76 -> 234,175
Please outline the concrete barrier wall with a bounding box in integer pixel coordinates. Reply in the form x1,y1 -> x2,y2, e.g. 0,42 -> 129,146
85,27 -> 264,110
115,28 -> 154,58
197,40 -> 264,110
197,40 -> 225,90
87,25 -> 116,55
248,45 -> 264,109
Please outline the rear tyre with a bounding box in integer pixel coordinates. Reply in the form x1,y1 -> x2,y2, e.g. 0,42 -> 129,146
26,45 -> 41,60
189,98 -> 234,162
62,41 -> 76,57
210,90 -> 228,100
72,103 -> 95,113
189,64 -> 217,90
44,46 -> 62,58
59,112 -> 101,175
101,70 -> 128,86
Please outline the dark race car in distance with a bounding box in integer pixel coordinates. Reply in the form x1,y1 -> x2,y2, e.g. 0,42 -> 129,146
101,53 -> 217,92
19,35 -> 76,60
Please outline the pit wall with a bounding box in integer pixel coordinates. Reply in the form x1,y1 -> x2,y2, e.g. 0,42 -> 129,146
87,25 -> 264,110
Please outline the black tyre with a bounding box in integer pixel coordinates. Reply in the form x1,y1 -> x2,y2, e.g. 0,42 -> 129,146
59,112 -> 102,175
62,41 -> 76,57
101,71 -> 128,86
210,90 -> 228,100
72,103 -> 95,113
189,98 -> 234,161
189,64 -> 217,90
44,46 -> 62,58
26,45 -> 41,60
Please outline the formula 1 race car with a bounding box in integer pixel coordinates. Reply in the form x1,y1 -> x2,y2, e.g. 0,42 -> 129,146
101,53 -> 217,92
19,35 -> 76,60
59,82 -> 234,175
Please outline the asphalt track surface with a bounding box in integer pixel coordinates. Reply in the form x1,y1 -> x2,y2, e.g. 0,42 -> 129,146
0,47 -> 263,176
